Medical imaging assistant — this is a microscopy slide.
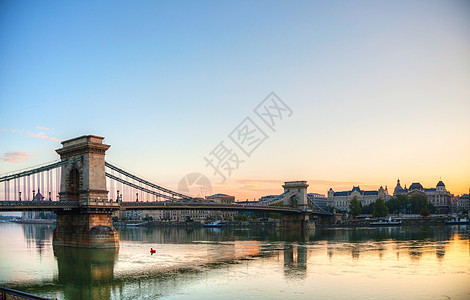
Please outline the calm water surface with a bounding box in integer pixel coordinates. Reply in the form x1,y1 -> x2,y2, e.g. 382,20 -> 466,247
0,223 -> 469,299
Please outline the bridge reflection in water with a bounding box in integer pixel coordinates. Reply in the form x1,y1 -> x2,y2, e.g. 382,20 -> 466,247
53,247 -> 117,300
1,224 -> 469,299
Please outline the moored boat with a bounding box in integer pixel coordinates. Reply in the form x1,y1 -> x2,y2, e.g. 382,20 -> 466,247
204,220 -> 224,228
126,221 -> 149,227
446,217 -> 469,225
370,217 -> 402,226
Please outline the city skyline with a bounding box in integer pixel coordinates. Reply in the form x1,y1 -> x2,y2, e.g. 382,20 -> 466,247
1,1 -> 469,200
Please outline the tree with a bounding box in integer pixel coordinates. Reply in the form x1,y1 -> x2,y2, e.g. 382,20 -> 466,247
373,198 -> 389,217
409,193 -> 428,214
386,197 -> 400,214
420,206 -> 430,217
234,214 -> 248,221
269,213 -> 281,219
396,194 -> 409,212
387,194 -> 410,214
349,196 -> 362,217
362,202 -> 374,214
143,215 -> 154,222
326,205 -> 337,213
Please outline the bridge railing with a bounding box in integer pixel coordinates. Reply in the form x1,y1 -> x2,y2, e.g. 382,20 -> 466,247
0,286 -> 56,300
79,197 -> 120,207
0,201 -> 78,207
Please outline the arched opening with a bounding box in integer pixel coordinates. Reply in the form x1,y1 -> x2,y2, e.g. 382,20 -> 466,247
291,195 -> 298,208
68,168 -> 80,201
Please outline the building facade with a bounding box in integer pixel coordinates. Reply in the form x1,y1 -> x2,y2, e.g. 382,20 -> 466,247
307,193 -> 328,211
457,194 -> 469,213
258,195 -> 281,205
122,207 -> 238,221
205,193 -> 235,204
393,179 -> 452,214
327,186 -> 389,212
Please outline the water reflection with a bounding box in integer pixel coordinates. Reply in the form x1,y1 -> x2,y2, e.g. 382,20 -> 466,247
53,246 -> 118,300
118,226 -> 314,244
1,224 -> 468,299
435,241 -> 446,260
22,224 -> 54,256
283,244 -> 307,279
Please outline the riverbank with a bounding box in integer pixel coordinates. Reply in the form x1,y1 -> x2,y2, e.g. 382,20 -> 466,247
115,216 -> 469,229
114,220 -> 281,228
327,215 -> 467,228
10,219 -> 56,225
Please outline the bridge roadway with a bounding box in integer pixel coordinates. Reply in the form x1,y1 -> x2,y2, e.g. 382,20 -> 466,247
0,201 -> 333,216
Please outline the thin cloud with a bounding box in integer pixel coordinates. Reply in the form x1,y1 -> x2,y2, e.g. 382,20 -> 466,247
36,126 -> 49,131
4,128 -> 60,142
0,152 -> 33,163
25,131 -> 59,141
236,179 -> 363,189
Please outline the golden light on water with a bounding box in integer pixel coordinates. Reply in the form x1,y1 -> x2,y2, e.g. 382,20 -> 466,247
1,224 -> 469,299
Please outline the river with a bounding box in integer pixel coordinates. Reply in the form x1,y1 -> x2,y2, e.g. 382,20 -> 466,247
0,223 -> 469,299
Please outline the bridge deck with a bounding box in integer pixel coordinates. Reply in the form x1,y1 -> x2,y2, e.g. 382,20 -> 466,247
0,201 -> 333,216
0,201 -> 79,211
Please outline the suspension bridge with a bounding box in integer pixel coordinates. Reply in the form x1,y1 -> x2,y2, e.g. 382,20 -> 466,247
0,135 -> 333,248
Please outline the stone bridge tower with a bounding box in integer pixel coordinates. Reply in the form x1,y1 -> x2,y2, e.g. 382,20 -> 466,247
54,135 -> 119,248
282,181 -> 309,211
281,181 -> 310,230
56,135 -> 110,202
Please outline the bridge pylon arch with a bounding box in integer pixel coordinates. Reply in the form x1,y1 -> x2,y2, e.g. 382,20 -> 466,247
56,135 -> 110,202
54,135 -> 119,248
282,181 -> 309,211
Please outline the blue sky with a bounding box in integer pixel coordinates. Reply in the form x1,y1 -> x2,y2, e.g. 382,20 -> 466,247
1,0 -> 469,199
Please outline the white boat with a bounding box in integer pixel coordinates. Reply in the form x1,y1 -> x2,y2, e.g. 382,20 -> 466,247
370,217 -> 402,226
126,221 -> 149,227
446,217 -> 469,225
204,220 -> 224,228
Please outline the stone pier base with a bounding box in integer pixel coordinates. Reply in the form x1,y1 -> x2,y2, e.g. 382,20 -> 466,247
53,211 -> 119,248
282,214 -> 312,230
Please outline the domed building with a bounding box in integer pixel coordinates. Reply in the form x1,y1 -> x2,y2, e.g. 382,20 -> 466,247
393,179 -> 407,195
409,182 -> 424,191
22,189 -> 54,220
393,179 -> 452,213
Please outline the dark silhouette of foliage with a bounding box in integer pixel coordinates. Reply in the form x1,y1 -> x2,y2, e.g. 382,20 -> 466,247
420,206 -> 431,216
362,202 -> 374,214
373,198 -> 388,217
349,196 -> 362,217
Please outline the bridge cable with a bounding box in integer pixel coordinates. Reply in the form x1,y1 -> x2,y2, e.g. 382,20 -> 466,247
105,162 -> 193,200
105,172 -> 179,201
0,157 -> 82,183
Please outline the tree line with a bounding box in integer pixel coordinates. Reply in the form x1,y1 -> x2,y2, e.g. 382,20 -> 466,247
328,193 -> 435,218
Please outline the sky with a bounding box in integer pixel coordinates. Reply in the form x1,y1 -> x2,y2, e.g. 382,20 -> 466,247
1,0 -> 469,200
